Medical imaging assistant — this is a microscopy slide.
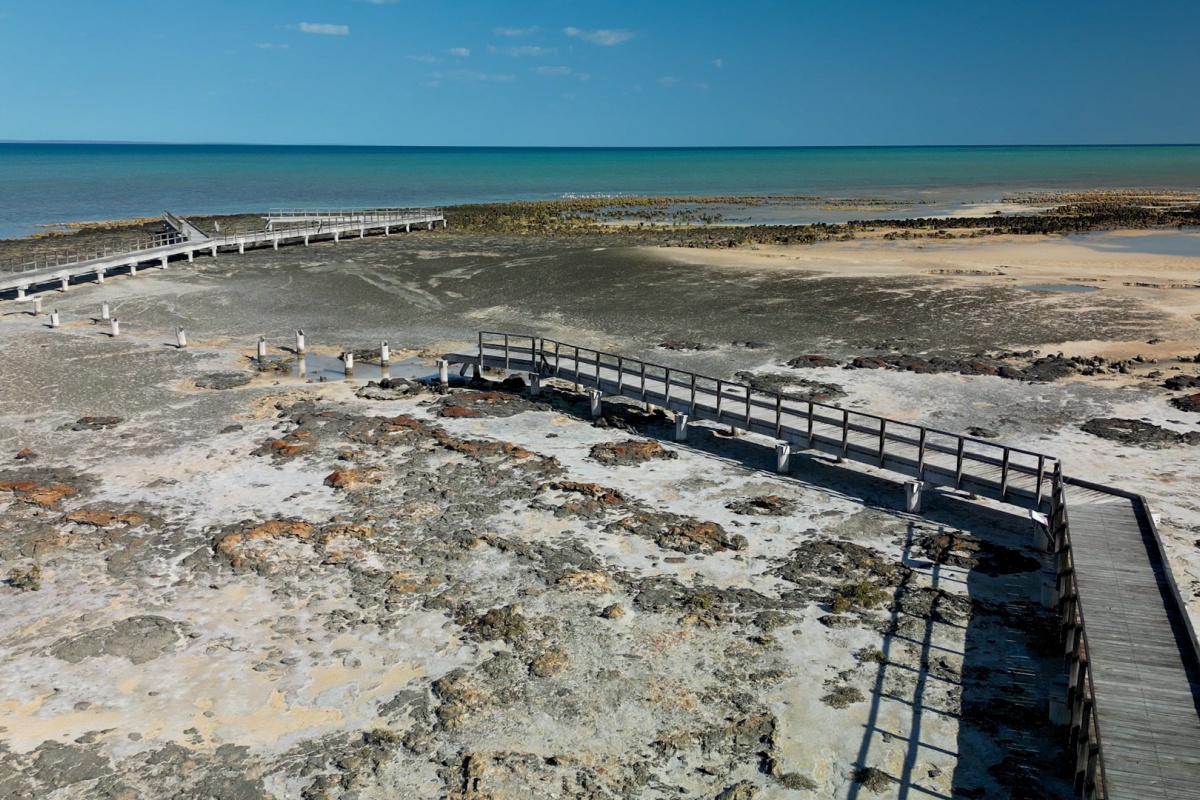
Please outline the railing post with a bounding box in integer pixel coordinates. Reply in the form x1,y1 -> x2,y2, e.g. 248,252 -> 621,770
715,379 -> 723,417
918,428 -> 927,480
690,373 -> 697,416
478,331 -> 483,367
744,384 -> 752,427
878,419 -> 887,467
554,341 -> 561,375
807,402 -> 815,449
1036,455 -> 1046,509
955,437 -> 966,489
1000,447 -> 1011,500
640,361 -> 647,403
775,394 -> 783,439
664,368 -> 672,404
503,334 -> 510,370
617,357 -> 624,392
841,409 -> 850,458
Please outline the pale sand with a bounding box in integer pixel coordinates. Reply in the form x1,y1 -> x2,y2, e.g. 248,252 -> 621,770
651,230 -> 1200,358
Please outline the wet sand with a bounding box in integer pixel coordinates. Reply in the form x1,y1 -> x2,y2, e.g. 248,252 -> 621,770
1,228 -> 1198,798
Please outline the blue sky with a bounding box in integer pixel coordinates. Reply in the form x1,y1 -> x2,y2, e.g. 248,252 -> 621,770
1,0 -> 1197,146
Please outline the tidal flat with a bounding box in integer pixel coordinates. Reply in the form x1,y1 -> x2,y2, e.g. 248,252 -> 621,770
2,222 -> 1199,799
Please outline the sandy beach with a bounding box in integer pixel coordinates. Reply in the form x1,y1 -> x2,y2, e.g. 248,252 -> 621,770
1,224 -> 1198,798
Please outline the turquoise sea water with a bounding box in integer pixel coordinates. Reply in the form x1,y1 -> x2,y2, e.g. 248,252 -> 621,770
2,143 -> 1199,239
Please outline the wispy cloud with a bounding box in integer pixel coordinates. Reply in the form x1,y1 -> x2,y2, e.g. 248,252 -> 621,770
255,43 -> 290,50
407,54 -> 439,63
447,47 -> 470,57
431,70 -> 515,82
564,27 -> 635,46
533,66 -> 591,81
500,45 -> 556,57
658,76 -> 680,87
496,26 -> 538,37
296,22 -> 349,36
712,58 -> 723,68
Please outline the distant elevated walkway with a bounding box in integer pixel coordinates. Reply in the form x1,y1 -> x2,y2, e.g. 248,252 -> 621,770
0,207 -> 445,297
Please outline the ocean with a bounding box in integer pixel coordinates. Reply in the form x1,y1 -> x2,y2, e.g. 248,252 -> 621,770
2,143 -> 1199,240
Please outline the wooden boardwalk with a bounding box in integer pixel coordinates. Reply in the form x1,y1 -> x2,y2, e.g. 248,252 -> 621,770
0,207 -> 445,297
1062,492 -> 1200,799
446,332 -> 1200,800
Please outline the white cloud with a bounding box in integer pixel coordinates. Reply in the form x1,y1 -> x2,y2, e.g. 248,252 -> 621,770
564,27 -> 635,46
534,66 -> 572,76
658,76 -> 680,87
503,45 -> 556,56
447,47 -> 470,57
255,43 -> 289,50
407,54 -> 438,63
296,22 -> 349,36
713,58 -> 723,68
431,70 -> 515,82
496,26 -> 538,37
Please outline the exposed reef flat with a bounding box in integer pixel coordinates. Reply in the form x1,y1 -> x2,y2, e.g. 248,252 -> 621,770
2,209 -> 1200,798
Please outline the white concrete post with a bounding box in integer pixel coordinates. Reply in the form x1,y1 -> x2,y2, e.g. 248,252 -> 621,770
674,413 -> 690,442
380,341 -> 390,366
530,374 -> 542,396
60,276 -> 69,292
238,240 -> 245,254
49,309 -> 60,328
304,234 -> 309,246
438,360 -> 449,387
359,226 -> 365,239
160,257 -> 168,269
101,301 -> 110,320
343,352 -> 354,375
296,329 -> 305,354
334,231 -> 340,243
384,226 -> 390,236
129,263 -> 138,276
405,223 -> 411,233
210,246 -> 218,258
256,337 -> 267,362
110,318 -> 120,337
273,234 -> 279,250
96,269 -> 105,284
32,297 -> 42,315
905,481 -> 924,514
775,443 -> 792,474
16,286 -> 26,300
427,221 -> 433,230
442,219 -> 447,229
187,250 -> 194,263
589,390 -> 603,418
176,326 -> 187,348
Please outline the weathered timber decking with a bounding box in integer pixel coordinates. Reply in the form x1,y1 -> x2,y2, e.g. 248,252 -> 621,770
446,332 -> 1200,800
1061,492 -> 1200,799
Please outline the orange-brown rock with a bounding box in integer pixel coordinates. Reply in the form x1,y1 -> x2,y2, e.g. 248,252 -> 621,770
0,480 -> 77,509
14,448 -> 36,461
588,440 -> 678,466
323,468 -> 382,489
544,481 -> 626,504
267,439 -> 308,457
214,519 -> 316,568
530,647 -> 569,678
64,509 -> 146,527
440,405 -> 485,419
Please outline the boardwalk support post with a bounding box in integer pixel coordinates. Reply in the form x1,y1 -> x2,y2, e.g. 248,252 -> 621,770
59,276 -> 69,292
257,337 -> 267,363
49,309 -> 60,328
775,443 -> 792,474
380,341 -> 390,366
160,256 -> 168,269
16,286 -> 27,300
296,330 -> 305,355
343,352 -> 354,376
530,374 -> 542,396
130,262 -> 138,276
96,268 -> 105,284
32,297 -> 42,316
674,413 -> 689,442
589,390 -> 603,418
438,360 -> 449,387
905,481 -> 924,513
101,301 -> 110,320
176,327 -> 187,348
110,318 -> 120,337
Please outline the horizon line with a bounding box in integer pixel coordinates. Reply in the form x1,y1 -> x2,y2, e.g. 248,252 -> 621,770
3,140 -> 1199,149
